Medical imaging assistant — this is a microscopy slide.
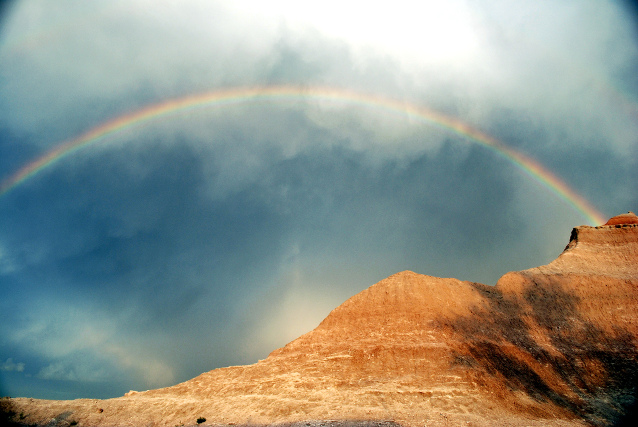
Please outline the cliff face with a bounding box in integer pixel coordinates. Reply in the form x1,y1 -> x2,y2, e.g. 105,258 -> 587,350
458,220 -> 638,425
3,216 -> 638,427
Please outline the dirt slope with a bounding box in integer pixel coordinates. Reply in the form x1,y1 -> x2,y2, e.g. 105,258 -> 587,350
3,214 -> 637,427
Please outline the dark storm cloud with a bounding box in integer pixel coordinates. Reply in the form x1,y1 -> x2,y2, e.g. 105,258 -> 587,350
1,0 -> 637,399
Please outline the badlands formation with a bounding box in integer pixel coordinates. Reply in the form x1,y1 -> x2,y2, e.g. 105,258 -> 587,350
3,213 -> 638,427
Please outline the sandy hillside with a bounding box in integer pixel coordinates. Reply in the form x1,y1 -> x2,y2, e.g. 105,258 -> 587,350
2,213 -> 638,427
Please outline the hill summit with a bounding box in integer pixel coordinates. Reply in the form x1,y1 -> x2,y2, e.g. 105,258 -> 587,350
3,215 -> 638,426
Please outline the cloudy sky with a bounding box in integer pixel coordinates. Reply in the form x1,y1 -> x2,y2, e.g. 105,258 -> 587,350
0,0 -> 637,400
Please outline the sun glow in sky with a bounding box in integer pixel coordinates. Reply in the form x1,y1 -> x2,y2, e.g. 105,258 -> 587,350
230,0 -> 482,63
0,0 -> 637,401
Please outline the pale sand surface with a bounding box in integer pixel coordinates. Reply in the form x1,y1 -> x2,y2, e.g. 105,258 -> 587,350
2,395 -> 589,427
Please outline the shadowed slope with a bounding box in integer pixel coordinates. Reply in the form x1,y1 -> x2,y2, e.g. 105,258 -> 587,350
447,222 -> 638,425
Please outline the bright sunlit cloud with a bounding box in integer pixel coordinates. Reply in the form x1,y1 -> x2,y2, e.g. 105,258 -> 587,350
228,0 -> 481,64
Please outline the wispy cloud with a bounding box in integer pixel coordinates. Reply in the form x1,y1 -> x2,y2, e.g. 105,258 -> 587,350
4,300 -> 175,389
1,358 -> 25,373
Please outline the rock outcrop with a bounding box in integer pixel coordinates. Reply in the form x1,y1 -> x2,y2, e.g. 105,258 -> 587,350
3,217 -> 638,427
604,211 -> 638,226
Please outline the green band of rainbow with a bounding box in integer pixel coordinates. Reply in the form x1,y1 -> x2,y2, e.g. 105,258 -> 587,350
0,85 -> 606,225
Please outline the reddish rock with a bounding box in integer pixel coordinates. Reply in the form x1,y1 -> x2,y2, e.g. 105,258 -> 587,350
604,211 -> 638,225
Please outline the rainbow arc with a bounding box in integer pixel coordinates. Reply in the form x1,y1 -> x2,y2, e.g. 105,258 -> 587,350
0,85 -> 606,225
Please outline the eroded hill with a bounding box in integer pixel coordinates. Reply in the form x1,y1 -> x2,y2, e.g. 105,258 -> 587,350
3,213 -> 638,427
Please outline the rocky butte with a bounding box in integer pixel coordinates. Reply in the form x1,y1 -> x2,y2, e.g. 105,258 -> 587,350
2,213 -> 638,427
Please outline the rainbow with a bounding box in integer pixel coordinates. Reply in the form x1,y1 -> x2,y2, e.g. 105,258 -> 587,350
0,85 -> 606,225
